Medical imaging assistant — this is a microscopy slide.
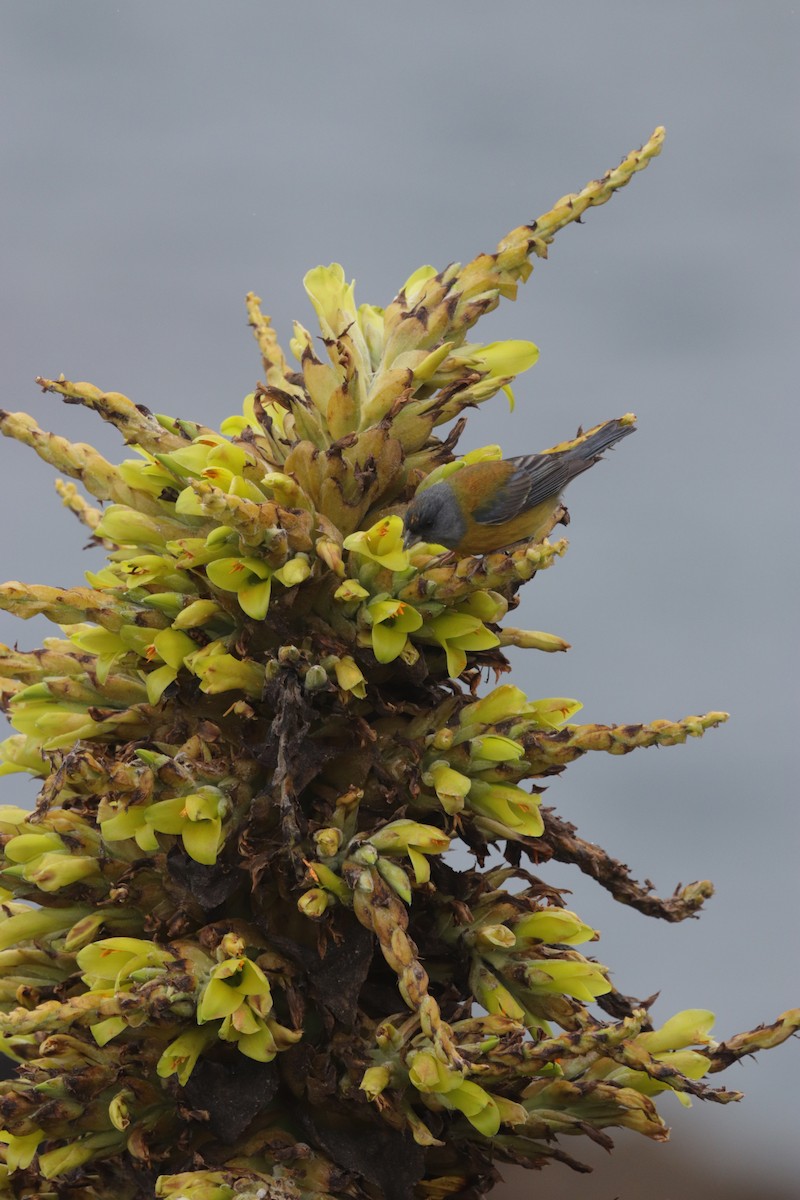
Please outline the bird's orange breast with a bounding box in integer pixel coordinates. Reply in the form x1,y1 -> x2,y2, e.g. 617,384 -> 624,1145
455,500 -> 562,555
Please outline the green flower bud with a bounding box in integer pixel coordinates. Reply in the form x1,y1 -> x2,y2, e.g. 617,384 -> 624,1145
24,851 -> 101,891
334,578 -> 370,603
172,599 -> 224,629
376,856 -> 412,903
459,685 -> 528,727
93,506 -> 168,549
274,554 -> 311,587
304,664 -> 329,691
305,862 -> 351,903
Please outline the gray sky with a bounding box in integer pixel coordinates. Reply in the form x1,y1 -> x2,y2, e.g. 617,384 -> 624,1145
1,2 -> 797,1188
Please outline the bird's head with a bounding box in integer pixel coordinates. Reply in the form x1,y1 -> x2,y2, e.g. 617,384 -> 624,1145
403,481 -> 467,550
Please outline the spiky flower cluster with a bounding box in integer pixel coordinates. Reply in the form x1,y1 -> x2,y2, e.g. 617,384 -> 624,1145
0,129 -> 795,1200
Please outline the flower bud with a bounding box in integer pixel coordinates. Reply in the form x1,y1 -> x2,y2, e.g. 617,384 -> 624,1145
172,599 -> 224,630
313,827 -> 343,859
360,1063 -> 391,1100
304,664 -> 329,691
376,857 -> 412,903
297,888 -> 333,919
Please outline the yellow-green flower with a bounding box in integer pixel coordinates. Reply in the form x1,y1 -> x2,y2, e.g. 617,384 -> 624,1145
334,655 -> 367,698
157,1026 -> 217,1086
144,627 -> 199,704
522,696 -> 583,728
197,956 -> 272,1024
196,956 -> 301,1062
77,937 -> 172,990
637,1009 -> 716,1054
186,646 -> 265,697
0,1127 -> 44,1171
360,1063 -> 392,1101
587,1010 -> 716,1107
469,962 -> 527,1022
343,516 -> 410,572
407,1049 -> 502,1136
468,734 -> 525,763
368,818 -> 450,884
172,598 -> 225,630
422,612 -> 500,678
423,761 -> 472,815
523,957 -> 612,1002
366,597 -> 423,664
333,578 -> 370,603
93,505 -> 168,549
297,887 -> 334,919
144,786 -> 229,865
2,828 -> 100,891
98,799 -> 160,852
205,556 -> 272,620
459,684 -> 528,728
467,779 -> 544,839
513,909 -> 597,946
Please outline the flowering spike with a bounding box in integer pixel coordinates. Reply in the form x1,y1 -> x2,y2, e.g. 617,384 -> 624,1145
0,129 -> 782,1200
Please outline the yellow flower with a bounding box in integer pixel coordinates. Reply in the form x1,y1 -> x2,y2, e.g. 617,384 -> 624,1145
144,786 -> 229,865
467,780 -> 544,839
366,598 -> 423,664
513,909 -> 597,946
205,556 -> 272,620
334,655 -> 367,698
368,818 -> 450,884
157,1027 -> 217,1086
343,516 -> 410,572
421,612 -> 500,678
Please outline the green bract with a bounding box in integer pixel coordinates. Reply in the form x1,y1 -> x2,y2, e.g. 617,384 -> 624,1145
0,128 -> 795,1200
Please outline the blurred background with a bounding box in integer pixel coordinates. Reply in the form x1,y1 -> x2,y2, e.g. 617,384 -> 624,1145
0,3 -> 797,1194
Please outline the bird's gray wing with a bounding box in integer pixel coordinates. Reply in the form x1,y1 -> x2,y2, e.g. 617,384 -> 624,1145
472,454 -> 572,525
472,420 -> 636,526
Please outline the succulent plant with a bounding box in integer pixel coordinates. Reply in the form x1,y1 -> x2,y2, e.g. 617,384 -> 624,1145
0,127 -> 795,1200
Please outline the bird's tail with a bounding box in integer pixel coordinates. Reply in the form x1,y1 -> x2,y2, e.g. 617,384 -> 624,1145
543,413 -> 637,464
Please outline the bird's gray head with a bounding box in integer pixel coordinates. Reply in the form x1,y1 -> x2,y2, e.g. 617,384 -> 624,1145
403,482 -> 467,550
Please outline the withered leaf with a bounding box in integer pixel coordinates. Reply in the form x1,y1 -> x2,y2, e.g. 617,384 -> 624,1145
298,1107 -> 425,1200
183,1054 -> 279,1143
270,908 -> 374,1027
166,846 -> 243,911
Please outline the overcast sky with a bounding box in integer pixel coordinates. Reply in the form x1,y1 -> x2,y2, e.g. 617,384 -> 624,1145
1,3 -> 797,1190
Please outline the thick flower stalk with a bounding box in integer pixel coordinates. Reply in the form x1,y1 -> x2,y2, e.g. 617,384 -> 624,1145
0,128 -> 795,1200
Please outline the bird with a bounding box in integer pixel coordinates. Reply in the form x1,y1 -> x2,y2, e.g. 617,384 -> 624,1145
402,414 -> 636,556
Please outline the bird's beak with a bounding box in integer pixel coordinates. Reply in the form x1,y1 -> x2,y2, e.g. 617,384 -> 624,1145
403,528 -> 421,550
